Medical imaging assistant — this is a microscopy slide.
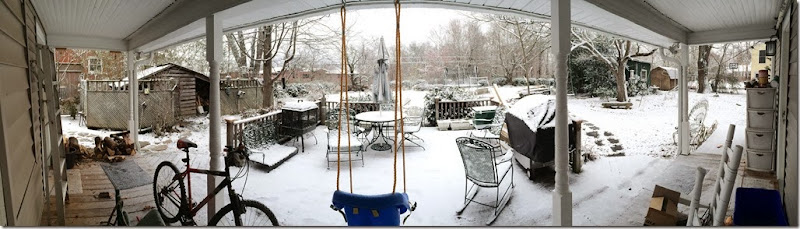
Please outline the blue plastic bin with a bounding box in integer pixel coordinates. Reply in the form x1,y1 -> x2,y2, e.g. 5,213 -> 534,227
733,188 -> 788,226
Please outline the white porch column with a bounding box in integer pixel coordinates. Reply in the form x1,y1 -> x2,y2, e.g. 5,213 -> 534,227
206,14 -> 224,221
551,0 -> 572,226
678,43 -> 689,155
127,51 -> 139,150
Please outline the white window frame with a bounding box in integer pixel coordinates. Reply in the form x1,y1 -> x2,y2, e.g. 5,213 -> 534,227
88,57 -> 102,74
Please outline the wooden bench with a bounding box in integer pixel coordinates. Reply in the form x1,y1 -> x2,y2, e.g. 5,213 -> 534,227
601,102 -> 633,109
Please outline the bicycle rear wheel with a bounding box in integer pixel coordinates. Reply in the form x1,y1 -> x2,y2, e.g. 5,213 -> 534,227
208,200 -> 279,226
153,161 -> 186,224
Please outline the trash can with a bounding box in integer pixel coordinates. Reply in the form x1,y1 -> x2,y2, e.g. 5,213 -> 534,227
733,188 -> 788,226
472,105 -> 497,127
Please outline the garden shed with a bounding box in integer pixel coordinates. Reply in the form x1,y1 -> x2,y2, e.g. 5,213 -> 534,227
138,63 -> 210,117
625,59 -> 651,82
650,66 -> 679,91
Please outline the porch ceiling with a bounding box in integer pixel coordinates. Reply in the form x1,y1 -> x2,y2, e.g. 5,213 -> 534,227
32,0 -> 784,52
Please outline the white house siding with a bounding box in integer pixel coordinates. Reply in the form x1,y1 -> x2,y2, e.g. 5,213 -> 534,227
0,0 -> 45,226
782,1 -> 798,226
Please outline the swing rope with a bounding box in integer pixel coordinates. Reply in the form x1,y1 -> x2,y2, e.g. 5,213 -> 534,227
336,3 -> 354,193
391,0 -> 406,194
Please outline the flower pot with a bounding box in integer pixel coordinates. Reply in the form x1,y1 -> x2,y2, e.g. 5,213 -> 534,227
758,70 -> 769,86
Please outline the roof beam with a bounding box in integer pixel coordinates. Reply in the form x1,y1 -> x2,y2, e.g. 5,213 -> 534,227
125,0 -> 251,51
48,35 -> 126,51
687,23 -> 777,45
582,0 -> 688,44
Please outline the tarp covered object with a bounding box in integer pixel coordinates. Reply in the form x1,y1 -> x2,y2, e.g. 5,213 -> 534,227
506,95 -> 577,164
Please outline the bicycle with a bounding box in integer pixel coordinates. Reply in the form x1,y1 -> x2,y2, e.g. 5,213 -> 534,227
152,138 -> 279,226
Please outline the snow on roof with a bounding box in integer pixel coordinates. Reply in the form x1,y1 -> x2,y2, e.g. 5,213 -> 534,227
656,67 -> 679,79
136,64 -> 172,80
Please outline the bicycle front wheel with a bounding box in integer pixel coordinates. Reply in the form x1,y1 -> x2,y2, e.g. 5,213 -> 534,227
208,200 -> 279,226
153,161 -> 186,224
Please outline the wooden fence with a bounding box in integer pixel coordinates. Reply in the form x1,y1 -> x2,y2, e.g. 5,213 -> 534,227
434,98 -> 499,122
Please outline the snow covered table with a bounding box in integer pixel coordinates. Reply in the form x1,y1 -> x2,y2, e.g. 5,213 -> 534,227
355,111 -> 404,151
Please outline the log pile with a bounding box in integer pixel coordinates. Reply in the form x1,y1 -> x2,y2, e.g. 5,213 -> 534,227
93,131 -> 136,162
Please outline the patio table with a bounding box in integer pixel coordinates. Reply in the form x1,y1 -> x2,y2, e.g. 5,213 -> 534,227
355,110 -> 404,151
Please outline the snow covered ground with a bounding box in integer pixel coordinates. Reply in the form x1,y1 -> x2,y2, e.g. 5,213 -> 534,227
61,87 -> 746,226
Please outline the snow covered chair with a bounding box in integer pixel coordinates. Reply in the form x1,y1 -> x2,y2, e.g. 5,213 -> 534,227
455,137 -> 514,225
680,124 -> 743,226
325,110 -> 365,169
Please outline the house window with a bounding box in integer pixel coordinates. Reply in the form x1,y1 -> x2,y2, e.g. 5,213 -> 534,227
759,50 -> 766,63
88,57 -> 102,73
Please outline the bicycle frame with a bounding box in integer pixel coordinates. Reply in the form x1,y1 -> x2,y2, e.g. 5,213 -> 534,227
171,148 -> 241,222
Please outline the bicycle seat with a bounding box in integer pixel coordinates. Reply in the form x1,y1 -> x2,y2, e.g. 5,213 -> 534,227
177,138 -> 198,150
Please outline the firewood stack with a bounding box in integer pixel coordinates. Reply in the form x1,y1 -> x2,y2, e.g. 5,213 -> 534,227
92,131 -> 136,162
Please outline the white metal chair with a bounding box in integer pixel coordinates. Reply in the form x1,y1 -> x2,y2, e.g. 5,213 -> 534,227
388,106 -> 425,151
455,137 -> 514,225
325,111 -> 365,169
680,124 -> 743,226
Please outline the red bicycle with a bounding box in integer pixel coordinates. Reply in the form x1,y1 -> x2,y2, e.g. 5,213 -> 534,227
152,138 -> 278,226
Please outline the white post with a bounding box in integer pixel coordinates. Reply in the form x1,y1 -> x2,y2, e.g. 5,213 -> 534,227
127,51 -> 138,149
551,0 -> 572,226
679,43 -> 689,155
206,14 -> 224,221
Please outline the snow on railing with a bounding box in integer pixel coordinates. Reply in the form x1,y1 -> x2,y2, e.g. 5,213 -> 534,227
434,98 -> 499,122
225,110 -> 282,149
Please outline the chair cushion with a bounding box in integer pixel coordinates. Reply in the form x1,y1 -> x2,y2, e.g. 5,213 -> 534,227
329,134 -> 363,148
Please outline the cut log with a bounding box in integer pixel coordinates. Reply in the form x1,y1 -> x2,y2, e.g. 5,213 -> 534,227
601,102 -> 633,109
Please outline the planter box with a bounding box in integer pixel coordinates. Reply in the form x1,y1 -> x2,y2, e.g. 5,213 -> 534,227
437,119 -> 473,131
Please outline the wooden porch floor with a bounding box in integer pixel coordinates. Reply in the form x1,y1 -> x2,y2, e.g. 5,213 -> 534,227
40,150 -> 188,226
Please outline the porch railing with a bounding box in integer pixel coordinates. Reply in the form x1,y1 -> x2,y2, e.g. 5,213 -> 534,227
434,98 -> 499,122
225,110 -> 282,149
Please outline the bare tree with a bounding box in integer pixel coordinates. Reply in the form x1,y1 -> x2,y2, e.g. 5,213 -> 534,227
697,45 -> 712,93
572,29 -> 657,102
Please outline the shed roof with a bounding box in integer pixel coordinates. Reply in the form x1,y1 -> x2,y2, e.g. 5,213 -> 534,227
31,0 -> 789,52
653,66 -> 679,79
136,63 -> 210,82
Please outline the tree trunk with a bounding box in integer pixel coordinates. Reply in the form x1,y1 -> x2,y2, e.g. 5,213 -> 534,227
261,25 -> 273,108
614,62 -> 628,102
697,45 -> 711,93
264,80 -> 274,107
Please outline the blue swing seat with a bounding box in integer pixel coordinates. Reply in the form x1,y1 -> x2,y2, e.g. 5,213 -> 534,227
332,190 -> 411,226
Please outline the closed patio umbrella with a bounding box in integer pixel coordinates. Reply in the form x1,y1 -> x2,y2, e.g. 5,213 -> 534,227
373,37 -> 393,111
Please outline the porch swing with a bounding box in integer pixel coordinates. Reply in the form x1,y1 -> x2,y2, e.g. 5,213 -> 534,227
329,0 -> 416,226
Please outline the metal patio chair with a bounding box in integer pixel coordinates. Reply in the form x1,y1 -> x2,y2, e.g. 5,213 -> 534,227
455,137 -> 514,225
325,110 -> 365,169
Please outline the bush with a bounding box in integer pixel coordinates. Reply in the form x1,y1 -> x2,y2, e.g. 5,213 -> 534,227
423,87 -> 476,126
491,77 -> 507,86
60,97 -> 78,119
511,77 -> 528,86
626,74 -> 651,97
477,79 -> 489,87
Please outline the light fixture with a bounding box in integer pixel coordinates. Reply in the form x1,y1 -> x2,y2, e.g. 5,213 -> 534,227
765,35 -> 777,56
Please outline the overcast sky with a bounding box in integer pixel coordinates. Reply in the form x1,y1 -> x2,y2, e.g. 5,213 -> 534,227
324,8 -> 472,44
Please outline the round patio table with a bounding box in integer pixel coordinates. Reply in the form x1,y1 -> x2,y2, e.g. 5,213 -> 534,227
355,110 -> 404,151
